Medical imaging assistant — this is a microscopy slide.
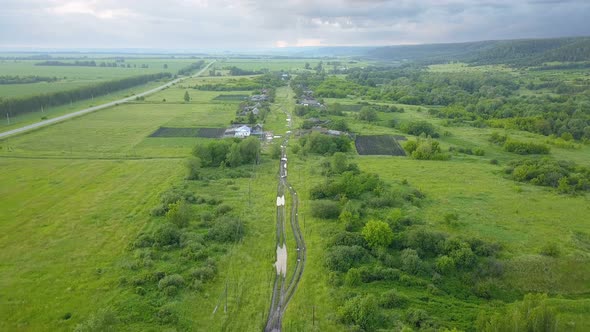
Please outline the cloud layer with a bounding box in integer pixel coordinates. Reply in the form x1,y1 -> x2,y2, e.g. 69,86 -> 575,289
1,0 -> 589,49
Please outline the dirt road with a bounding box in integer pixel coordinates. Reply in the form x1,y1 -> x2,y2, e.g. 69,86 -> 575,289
265,108 -> 306,332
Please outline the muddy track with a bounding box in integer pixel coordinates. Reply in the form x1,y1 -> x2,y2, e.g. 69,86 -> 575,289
264,108 -> 306,332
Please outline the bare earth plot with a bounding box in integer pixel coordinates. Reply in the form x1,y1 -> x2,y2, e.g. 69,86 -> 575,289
355,135 -> 406,156
149,127 -> 226,138
212,94 -> 249,101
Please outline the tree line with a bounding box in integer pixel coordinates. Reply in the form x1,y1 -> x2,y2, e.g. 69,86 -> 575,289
177,61 -> 205,76
0,75 -> 58,85
35,60 -> 100,67
0,72 -> 171,117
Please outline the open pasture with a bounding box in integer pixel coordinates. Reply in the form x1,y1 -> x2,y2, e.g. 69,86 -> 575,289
0,58 -> 194,98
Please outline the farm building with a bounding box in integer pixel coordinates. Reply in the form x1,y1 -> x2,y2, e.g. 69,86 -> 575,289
300,98 -> 322,107
252,124 -> 264,136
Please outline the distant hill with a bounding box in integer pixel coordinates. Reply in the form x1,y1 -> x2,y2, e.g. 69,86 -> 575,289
366,36 -> 590,66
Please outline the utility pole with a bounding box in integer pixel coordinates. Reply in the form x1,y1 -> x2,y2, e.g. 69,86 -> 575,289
224,281 -> 228,313
6,112 -> 10,125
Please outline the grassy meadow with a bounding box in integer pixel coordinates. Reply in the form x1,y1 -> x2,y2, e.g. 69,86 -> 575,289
0,70 -> 287,330
0,58 -> 195,98
281,84 -> 590,330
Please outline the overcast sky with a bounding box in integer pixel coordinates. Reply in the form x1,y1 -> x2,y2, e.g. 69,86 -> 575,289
1,0 -> 589,50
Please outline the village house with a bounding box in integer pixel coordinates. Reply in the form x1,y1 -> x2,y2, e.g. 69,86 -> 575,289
234,125 -> 251,138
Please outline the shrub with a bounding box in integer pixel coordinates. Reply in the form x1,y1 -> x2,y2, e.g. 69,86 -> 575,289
489,132 -> 508,145
270,142 -> 282,159
215,204 -> 233,216
362,220 -> 394,249
540,243 -> 561,257
406,138 -> 449,160
330,232 -> 368,248
310,200 -> 341,219
74,309 -> 117,332
358,107 -> 379,122
359,265 -> 400,282
191,266 -> 216,282
338,295 -> 382,332
299,132 -> 351,155
379,289 -> 409,309
166,200 -> 192,228
153,223 -> 181,247
435,255 -> 455,274
325,245 -> 370,272
505,158 -> 590,192
344,268 -> 362,286
158,274 -> 185,290
206,216 -> 244,243
150,204 -> 167,216
161,187 -> 195,207
476,293 -> 556,332
156,304 -> 179,324
401,121 -> 439,137
503,139 -> 550,155
405,229 -> 447,257
133,234 -> 154,248
450,245 -> 477,269
405,308 -> 432,329
400,249 -> 422,274
185,157 -> 201,180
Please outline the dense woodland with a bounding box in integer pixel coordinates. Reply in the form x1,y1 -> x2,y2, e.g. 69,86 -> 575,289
367,37 -> 590,66
292,66 -> 590,141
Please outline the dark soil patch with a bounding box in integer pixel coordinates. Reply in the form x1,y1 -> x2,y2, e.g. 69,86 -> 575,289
150,127 -> 225,138
355,135 -> 406,156
213,94 -> 249,101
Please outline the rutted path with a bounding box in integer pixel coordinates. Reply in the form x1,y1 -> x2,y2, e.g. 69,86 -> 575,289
0,61 -> 215,139
265,108 -> 306,332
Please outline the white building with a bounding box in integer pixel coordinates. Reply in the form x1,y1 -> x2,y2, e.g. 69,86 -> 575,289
234,125 -> 251,138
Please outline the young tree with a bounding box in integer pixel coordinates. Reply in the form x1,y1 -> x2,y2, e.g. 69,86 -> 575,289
362,220 -> 394,249
331,152 -> 349,174
184,91 -> 190,102
185,157 -> 201,180
358,107 -> 378,122
166,201 -> 192,228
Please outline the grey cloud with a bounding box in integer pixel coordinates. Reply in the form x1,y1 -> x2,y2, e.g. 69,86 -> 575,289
0,0 -> 589,49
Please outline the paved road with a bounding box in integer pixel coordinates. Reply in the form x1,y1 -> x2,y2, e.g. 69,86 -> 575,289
265,108 -> 306,332
0,61 -> 215,140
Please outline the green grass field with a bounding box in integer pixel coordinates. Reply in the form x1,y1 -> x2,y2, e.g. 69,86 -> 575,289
0,72 -> 289,331
0,59 -> 196,98
281,91 -> 590,330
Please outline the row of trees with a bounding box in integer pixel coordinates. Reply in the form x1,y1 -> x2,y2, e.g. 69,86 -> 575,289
0,72 -> 172,117
490,132 -> 551,155
0,75 -> 58,85
177,60 -> 205,76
